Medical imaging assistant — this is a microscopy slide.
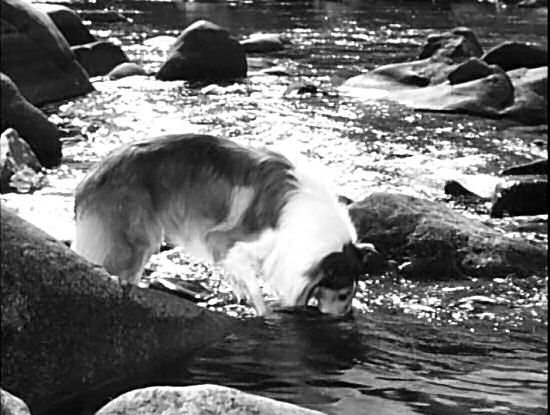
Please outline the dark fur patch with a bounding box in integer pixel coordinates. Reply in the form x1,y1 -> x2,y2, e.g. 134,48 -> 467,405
314,243 -> 364,290
75,134 -> 298,234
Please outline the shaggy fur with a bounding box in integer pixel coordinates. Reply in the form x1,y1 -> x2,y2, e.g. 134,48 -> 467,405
73,134 -> 363,315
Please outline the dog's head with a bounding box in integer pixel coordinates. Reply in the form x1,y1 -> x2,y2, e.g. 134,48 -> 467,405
303,243 -> 365,316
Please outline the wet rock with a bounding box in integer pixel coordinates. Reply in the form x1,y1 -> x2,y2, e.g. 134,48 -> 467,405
447,57 -> 500,85
350,27 -> 482,88
348,192 -> 547,280
499,66 -> 547,125
0,73 -> 62,167
33,3 -> 95,46
107,62 -> 147,80
241,33 -> 288,53
72,40 -> 129,77
482,41 -> 547,71
0,205 -> 235,413
507,66 -> 547,99
156,20 -> 247,82
0,0 -> 93,105
500,159 -> 547,175
443,174 -> 503,200
402,71 -> 515,116
490,179 -> 548,217
444,180 -> 486,200
340,28 -> 548,125
418,27 -> 483,61
0,128 -> 45,194
95,384 -> 325,415
340,28 -> 484,91
1,389 -> 31,415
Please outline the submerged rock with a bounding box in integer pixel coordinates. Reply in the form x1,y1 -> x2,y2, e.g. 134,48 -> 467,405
96,384 -> 326,415
0,206 -> 235,413
0,0 -> 93,105
0,73 -> 62,168
157,20 -> 247,82
348,192 -> 547,280
72,40 -> 129,77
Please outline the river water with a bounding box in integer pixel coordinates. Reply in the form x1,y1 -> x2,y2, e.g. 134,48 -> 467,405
3,1 -> 547,414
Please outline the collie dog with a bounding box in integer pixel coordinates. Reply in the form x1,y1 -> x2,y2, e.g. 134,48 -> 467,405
73,134 -> 364,316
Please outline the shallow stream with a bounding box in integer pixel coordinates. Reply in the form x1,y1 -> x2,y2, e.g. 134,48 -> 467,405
2,1 -> 547,414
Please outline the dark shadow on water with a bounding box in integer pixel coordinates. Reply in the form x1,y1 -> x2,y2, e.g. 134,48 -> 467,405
38,303 -> 548,415
40,309 -> 368,415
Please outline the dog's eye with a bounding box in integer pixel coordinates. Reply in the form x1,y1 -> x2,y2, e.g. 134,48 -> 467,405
338,293 -> 349,301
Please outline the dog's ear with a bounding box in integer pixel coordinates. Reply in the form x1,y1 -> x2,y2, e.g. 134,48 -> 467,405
355,242 -> 378,254
354,242 -> 384,279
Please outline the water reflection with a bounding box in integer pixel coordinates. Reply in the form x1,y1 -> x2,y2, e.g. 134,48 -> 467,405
158,309 -> 546,414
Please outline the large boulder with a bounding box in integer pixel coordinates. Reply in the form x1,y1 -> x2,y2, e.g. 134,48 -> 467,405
348,193 -> 547,279
0,205 -> 236,414
0,0 -> 93,105
482,41 -> 547,71
0,73 -> 62,167
72,40 -> 129,77
96,385 -> 325,415
156,20 -> 247,82
33,3 -> 95,46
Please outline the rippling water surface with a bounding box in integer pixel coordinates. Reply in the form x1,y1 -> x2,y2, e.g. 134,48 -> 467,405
4,1 -> 547,414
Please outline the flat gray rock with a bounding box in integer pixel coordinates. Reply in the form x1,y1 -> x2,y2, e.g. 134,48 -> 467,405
96,384 -> 326,415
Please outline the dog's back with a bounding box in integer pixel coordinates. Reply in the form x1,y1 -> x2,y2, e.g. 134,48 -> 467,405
73,134 -> 297,283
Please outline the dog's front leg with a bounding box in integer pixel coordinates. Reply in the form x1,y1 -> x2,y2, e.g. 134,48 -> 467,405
221,242 -> 268,316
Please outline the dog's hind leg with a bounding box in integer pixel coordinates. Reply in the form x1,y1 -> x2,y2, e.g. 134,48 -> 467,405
74,190 -> 162,284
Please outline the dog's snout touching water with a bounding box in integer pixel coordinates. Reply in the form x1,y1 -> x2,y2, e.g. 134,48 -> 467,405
73,134 -> 365,316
